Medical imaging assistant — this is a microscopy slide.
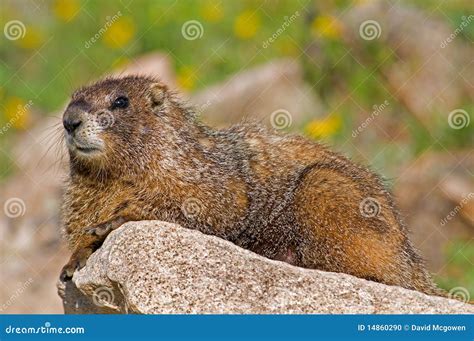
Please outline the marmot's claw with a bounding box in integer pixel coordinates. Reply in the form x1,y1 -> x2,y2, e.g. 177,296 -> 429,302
59,247 -> 93,282
56,279 -> 67,299
59,263 -> 75,282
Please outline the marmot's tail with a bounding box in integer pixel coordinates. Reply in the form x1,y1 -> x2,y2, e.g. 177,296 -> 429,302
411,262 -> 446,298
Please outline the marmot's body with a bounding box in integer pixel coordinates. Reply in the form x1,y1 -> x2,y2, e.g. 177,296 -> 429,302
60,75 -> 440,296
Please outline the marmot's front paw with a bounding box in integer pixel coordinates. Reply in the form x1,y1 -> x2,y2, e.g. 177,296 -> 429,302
59,260 -> 78,282
59,247 -> 93,282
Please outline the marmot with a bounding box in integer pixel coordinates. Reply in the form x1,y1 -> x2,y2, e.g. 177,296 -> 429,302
60,75 -> 441,296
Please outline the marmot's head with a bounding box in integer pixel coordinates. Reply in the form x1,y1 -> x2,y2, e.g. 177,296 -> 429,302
62,75 -> 190,175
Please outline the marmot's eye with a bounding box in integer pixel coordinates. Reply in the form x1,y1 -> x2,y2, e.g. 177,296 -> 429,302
111,96 -> 129,109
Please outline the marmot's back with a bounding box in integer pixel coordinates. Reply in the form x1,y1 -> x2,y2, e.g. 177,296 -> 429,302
220,126 -> 440,296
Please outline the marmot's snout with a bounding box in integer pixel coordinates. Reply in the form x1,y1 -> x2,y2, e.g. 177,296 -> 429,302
63,87 -> 135,159
63,101 -> 107,158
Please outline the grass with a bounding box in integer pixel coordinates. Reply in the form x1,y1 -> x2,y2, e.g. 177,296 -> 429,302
436,240 -> 474,297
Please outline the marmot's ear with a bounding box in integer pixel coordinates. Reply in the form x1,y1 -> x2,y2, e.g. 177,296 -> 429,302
149,82 -> 168,108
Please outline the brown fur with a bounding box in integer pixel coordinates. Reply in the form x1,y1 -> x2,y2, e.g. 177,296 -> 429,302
60,75 -> 442,296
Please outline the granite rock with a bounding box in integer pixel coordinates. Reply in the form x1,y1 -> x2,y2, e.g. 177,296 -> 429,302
60,221 -> 473,314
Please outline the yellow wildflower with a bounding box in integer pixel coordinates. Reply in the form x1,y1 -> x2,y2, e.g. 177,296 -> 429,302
311,15 -> 344,39
53,0 -> 80,22
4,97 -> 31,130
177,66 -> 197,91
305,113 -> 342,139
201,2 -> 224,22
16,27 -> 44,49
103,16 -> 136,48
234,10 -> 260,40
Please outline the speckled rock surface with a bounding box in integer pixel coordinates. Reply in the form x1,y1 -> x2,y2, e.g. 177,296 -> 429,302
60,221 -> 474,314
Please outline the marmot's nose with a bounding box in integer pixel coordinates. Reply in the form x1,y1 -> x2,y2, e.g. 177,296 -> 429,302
63,117 -> 82,134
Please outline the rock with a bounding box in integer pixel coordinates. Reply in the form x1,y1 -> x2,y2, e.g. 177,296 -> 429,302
191,59 -> 324,129
61,221 -> 473,314
112,52 -> 178,90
